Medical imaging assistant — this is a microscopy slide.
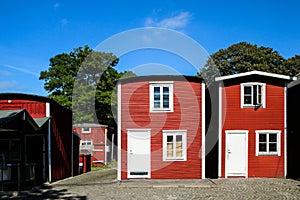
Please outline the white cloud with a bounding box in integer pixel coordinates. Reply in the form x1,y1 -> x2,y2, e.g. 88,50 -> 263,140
0,71 -> 12,76
60,18 -> 69,26
53,3 -> 60,10
0,80 -> 17,90
3,64 -> 39,76
145,11 -> 192,29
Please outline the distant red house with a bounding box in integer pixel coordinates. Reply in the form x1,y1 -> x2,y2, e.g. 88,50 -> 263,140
0,93 -> 79,188
73,123 -> 108,166
215,71 -> 295,178
118,76 -> 206,180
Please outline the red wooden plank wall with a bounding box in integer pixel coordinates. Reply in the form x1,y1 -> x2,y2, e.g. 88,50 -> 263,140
221,78 -> 285,178
121,80 -> 203,179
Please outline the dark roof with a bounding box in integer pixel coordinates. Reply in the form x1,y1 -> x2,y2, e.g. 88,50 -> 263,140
288,79 -> 300,89
118,75 -> 203,84
0,109 -> 49,131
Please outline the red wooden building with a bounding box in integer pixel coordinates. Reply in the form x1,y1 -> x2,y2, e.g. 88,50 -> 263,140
0,93 -> 80,188
117,76 -> 206,180
73,123 -> 108,167
215,71 -> 295,178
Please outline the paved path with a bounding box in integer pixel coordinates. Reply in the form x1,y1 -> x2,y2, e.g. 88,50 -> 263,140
2,169 -> 300,199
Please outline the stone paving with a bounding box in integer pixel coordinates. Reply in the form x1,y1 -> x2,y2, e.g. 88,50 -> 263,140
1,168 -> 300,199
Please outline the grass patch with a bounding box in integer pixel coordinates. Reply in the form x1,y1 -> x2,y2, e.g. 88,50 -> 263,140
91,160 -> 117,171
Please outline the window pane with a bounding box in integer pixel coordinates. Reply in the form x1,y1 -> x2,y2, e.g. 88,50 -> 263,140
269,143 -> 277,152
244,96 -> 252,104
163,87 -> 169,108
154,101 -> 160,108
154,87 -> 160,100
167,143 -> 173,157
176,135 -> 182,157
269,134 -> 277,142
259,134 -> 267,142
244,86 -> 252,94
259,143 -> 267,152
167,136 -> 173,142
253,85 -> 258,105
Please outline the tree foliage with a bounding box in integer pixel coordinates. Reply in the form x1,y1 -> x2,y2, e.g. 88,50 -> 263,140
199,42 -> 300,84
40,45 -> 135,126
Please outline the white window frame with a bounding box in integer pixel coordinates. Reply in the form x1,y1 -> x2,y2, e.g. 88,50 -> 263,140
255,130 -> 281,156
81,140 -> 93,146
162,130 -> 187,161
149,82 -> 174,112
82,127 -> 91,133
241,82 -> 266,108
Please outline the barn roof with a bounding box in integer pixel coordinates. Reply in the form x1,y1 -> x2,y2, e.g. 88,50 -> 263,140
0,109 -> 49,132
215,71 -> 296,82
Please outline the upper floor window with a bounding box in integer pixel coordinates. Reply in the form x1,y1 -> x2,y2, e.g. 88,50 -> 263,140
255,130 -> 281,156
150,82 -> 173,112
241,83 -> 266,108
82,127 -> 91,133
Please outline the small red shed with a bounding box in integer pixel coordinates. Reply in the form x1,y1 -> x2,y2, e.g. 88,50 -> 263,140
117,76 -> 206,180
215,71 -> 295,178
0,93 -> 79,187
73,123 -> 108,166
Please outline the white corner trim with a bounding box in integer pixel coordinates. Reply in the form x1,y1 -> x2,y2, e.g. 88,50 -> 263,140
202,81 -> 206,179
284,82 -> 287,177
218,82 -> 222,178
117,82 -> 122,181
215,70 -> 296,81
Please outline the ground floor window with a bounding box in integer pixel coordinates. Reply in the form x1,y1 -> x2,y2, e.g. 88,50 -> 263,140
255,130 -> 281,156
162,130 -> 187,161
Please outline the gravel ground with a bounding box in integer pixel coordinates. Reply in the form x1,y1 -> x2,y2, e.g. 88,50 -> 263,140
2,168 -> 300,199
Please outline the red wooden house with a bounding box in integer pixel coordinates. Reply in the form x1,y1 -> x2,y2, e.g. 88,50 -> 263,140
73,123 -> 108,167
117,76 -> 206,180
0,93 -> 80,188
215,71 -> 295,178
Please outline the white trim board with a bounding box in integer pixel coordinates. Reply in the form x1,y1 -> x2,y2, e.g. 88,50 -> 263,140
215,70 -> 296,82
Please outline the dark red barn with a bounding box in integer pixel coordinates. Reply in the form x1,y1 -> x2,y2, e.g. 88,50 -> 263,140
0,93 -> 79,188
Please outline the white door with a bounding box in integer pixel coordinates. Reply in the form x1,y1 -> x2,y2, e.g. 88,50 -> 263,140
225,131 -> 248,177
127,129 -> 151,178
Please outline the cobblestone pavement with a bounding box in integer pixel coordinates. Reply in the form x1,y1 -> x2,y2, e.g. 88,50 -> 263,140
2,168 -> 300,199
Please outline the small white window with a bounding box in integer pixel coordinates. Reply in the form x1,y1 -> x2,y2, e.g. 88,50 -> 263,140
150,82 -> 173,112
241,83 -> 266,108
82,127 -> 91,133
163,130 -> 187,161
255,130 -> 281,156
81,140 -> 93,146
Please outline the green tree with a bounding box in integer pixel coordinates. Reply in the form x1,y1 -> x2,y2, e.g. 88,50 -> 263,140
40,45 -> 134,126
198,42 -> 292,84
283,55 -> 300,76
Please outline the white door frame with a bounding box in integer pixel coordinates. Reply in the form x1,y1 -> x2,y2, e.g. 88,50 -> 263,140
127,129 -> 151,179
225,130 -> 248,178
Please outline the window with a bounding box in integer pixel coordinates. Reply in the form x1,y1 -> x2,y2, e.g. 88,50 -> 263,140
82,127 -> 91,133
163,130 -> 186,161
0,139 -> 21,161
241,83 -> 266,108
81,140 -> 93,146
150,82 -> 173,112
255,130 -> 281,156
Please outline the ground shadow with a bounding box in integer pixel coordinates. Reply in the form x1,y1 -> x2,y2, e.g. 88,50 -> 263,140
0,184 -> 87,199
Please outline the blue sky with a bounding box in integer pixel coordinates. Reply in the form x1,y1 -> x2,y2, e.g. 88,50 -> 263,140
0,0 -> 299,96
